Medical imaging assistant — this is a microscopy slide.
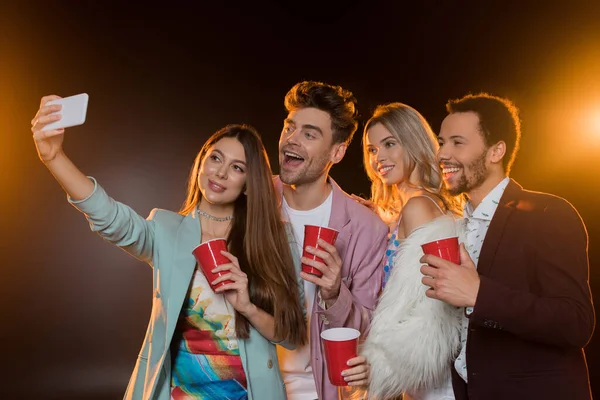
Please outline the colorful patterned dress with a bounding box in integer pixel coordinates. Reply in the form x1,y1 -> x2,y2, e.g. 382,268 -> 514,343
382,224 -> 402,289
170,267 -> 248,400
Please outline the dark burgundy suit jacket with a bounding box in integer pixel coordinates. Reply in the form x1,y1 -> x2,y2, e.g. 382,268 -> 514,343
452,179 -> 595,400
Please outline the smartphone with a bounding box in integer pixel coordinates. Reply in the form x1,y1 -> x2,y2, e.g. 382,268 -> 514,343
42,93 -> 89,131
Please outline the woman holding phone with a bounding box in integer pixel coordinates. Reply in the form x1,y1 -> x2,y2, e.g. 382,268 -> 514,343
30,95 -> 307,400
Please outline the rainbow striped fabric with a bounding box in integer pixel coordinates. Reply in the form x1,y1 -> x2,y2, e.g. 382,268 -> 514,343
170,269 -> 247,399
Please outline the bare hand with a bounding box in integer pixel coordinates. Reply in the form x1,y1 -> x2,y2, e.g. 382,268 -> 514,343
300,238 -> 343,304
341,355 -> 370,386
350,194 -> 376,213
213,251 -> 254,316
351,194 -> 398,229
31,95 -> 66,163
420,243 -> 480,307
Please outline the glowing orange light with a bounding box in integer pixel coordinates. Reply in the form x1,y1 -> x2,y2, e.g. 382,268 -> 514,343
590,110 -> 600,135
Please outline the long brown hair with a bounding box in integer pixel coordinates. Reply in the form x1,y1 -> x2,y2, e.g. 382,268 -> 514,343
181,125 -> 307,346
363,103 -> 463,217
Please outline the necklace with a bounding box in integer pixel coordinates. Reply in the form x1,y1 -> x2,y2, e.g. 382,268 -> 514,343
197,207 -> 233,222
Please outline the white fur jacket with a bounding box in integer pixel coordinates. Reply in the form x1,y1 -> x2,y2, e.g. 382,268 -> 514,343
362,214 -> 464,399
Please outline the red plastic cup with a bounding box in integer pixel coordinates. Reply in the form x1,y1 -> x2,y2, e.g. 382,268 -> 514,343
321,328 -> 361,386
192,238 -> 234,290
421,236 -> 460,264
302,225 -> 339,277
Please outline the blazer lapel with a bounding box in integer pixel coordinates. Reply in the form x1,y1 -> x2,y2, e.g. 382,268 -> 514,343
327,178 -> 351,244
477,179 -> 521,277
327,178 -> 351,279
166,209 -> 202,342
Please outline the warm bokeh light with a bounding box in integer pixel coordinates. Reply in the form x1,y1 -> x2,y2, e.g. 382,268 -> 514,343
590,108 -> 600,136
575,104 -> 600,143
529,37 -> 600,171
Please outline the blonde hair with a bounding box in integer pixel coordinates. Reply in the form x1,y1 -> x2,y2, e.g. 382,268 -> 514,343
362,103 -> 462,217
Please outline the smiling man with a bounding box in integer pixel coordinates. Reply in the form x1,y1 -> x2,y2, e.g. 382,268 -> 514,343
274,81 -> 388,400
421,93 -> 595,400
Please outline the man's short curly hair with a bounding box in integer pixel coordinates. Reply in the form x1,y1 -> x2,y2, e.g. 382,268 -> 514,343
446,93 -> 521,173
284,81 -> 359,145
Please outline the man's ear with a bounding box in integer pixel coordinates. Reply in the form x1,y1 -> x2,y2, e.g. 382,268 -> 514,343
489,141 -> 506,164
331,142 -> 348,164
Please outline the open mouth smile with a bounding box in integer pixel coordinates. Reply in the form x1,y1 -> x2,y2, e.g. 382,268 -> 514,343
282,151 -> 305,168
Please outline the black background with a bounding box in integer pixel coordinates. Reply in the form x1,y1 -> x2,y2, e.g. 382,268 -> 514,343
1,1 -> 599,398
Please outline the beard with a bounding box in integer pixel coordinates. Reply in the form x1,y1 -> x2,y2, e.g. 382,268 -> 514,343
447,149 -> 488,196
279,153 -> 331,186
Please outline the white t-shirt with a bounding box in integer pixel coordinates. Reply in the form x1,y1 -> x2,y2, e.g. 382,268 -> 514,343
278,191 -> 333,400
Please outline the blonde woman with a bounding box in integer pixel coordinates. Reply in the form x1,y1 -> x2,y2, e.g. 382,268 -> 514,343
355,103 -> 463,400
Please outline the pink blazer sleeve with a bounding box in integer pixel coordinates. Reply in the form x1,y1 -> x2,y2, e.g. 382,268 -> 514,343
315,212 -> 388,333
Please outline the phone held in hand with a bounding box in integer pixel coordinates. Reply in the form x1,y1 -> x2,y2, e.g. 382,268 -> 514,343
42,93 -> 89,131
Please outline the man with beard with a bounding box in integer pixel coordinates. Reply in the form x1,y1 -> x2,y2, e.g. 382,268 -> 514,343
274,81 -> 388,400
420,93 -> 594,399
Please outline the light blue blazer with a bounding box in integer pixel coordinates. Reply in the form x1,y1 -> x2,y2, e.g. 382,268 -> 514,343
69,178 -> 304,400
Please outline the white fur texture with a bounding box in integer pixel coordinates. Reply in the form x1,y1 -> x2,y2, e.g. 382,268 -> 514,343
363,215 -> 464,399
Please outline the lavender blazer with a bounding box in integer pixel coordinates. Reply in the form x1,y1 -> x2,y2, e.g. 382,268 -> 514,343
274,176 -> 388,400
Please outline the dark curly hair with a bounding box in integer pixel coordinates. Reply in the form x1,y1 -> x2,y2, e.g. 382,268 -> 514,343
446,93 -> 521,174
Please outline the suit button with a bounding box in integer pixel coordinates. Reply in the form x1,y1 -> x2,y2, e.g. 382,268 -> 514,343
267,359 -> 273,369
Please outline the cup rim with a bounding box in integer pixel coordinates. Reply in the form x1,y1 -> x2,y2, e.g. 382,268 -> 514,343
192,237 -> 227,252
422,236 -> 459,246
320,327 -> 360,341
304,225 -> 340,234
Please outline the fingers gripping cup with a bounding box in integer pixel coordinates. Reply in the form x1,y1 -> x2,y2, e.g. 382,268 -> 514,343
192,238 -> 234,291
321,328 -> 361,386
421,236 -> 460,264
302,225 -> 339,278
